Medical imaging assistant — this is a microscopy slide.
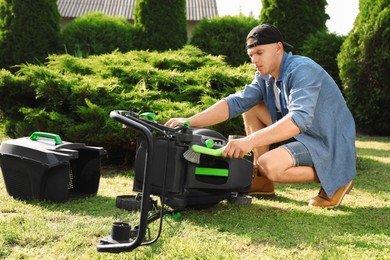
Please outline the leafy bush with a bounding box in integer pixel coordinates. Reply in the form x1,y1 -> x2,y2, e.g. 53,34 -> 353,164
190,15 -> 259,66
0,0 -> 61,70
338,0 -> 389,135
0,46 -> 254,165
61,12 -> 136,56
300,31 -> 346,93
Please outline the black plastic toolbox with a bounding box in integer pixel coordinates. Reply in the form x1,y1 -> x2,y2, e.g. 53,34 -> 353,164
0,132 -> 106,201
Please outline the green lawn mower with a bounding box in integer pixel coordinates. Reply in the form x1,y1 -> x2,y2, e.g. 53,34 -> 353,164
97,110 -> 253,253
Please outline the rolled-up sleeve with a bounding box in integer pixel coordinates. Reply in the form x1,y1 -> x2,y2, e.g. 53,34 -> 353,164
287,64 -> 325,133
224,77 -> 265,119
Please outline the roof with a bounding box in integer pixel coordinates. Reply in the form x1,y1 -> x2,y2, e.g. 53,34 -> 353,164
186,0 -> 218,21
57,0 -> 218,21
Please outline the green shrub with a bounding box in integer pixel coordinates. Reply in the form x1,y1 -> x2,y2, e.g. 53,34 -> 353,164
260,0 -> 329,52
0,69 -> 36,123
300,31 -> 346,93
0,0 -> 61,70
338,0 -> 389,135
190,15 -> 259,66
134,0 -> 187,51
61,12 -> 136,56
0,46 -> 254,165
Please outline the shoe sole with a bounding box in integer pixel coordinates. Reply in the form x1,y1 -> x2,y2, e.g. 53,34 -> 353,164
346,181 -> 354,194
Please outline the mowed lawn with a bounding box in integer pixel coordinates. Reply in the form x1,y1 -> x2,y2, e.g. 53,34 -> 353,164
0,123 -> 389,259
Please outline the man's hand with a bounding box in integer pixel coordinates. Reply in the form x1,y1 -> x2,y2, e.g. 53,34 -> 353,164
165,118 -> 189,128
165,100 -> 230,129
222,137 -> 253,158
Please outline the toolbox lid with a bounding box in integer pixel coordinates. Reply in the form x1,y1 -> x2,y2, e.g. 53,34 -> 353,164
0,132 -> 104,167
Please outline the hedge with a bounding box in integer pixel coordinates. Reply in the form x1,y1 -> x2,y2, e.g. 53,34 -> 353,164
0,46 -> 253,165
61,12 -> 136,57
190,15 -> 259,66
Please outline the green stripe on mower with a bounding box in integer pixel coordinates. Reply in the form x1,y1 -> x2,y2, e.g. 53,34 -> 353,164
195,167 -> 228,177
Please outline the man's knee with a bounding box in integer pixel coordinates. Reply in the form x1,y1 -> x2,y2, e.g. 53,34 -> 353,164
256,153 -> 279,181
243,102 -> 268,118
242,102 -> 272,132
256,148 -> 293,182
242,105 -> 258,124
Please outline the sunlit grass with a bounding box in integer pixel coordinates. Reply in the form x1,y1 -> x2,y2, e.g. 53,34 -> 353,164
355,134 -> 390,164
0,129 -> 389,259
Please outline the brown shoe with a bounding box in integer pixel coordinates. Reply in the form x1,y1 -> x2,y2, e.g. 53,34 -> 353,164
309,181 -> 353,208
249,167 -> 275,197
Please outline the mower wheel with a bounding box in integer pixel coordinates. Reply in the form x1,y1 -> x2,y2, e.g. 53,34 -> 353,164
116,194 -> 157,211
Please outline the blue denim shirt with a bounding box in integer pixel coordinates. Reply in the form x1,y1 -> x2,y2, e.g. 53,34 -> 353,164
225,52 -> 356,196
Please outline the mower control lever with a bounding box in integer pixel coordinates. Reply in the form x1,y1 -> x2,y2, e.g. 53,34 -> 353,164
191,144 -> 252,157
191,145 -> 223,157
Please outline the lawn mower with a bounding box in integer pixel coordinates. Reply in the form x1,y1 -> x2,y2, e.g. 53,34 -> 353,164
97,110 -> 253,253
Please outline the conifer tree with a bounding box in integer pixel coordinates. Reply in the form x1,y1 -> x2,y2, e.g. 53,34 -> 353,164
134,0 -> 187,51
260,0 -> 329,51
0,0 -> 61,70
338,0 -> 389,135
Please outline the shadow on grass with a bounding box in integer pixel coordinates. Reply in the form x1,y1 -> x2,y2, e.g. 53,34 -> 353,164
355,157 -> 390,193
10,170 -> 136,217
178,156 -> 389,250
182,198 -> 389,250
357,147 -> 390,158
10,155 -> 388,252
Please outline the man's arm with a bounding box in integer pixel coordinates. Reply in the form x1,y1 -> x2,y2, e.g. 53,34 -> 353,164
248,114 -> 300,146
222,114 -> 300,158
165,100 -> 229,128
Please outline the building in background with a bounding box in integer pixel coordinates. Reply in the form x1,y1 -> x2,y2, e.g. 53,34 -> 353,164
57,0 -> 218,38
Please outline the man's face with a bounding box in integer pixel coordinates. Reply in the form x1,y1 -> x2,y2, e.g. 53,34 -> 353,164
246,39 -> 282,76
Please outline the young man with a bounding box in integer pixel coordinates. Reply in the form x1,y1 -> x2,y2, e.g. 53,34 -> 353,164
165,24 -> 356,208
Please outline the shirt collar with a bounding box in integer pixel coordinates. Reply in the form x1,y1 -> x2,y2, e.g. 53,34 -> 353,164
277,52 -> 293,82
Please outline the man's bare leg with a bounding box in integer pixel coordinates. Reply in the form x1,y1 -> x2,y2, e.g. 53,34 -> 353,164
242,102 -> 272,159
259,146 -> 353,209
257,147 -> 319,183
242,102 -> 275,196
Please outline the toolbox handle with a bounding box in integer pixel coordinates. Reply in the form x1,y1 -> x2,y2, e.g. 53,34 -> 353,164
30,132 -> 63,145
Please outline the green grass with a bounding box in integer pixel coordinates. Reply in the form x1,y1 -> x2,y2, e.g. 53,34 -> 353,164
0,128 -> 389,259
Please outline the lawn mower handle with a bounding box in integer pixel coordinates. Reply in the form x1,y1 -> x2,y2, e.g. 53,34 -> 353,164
97,110 -> 154,253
